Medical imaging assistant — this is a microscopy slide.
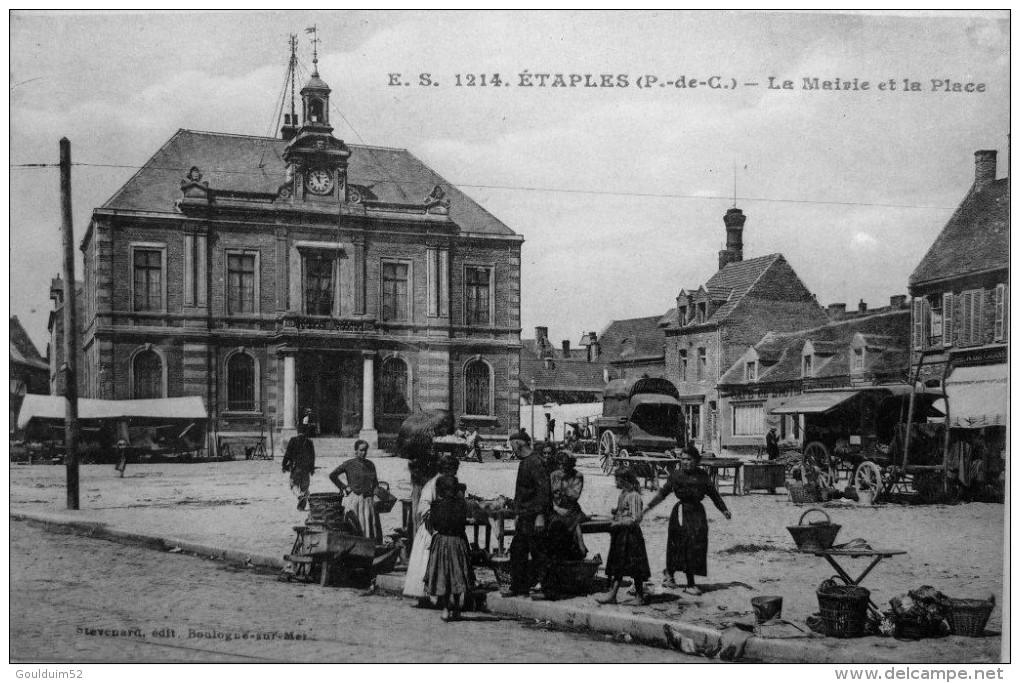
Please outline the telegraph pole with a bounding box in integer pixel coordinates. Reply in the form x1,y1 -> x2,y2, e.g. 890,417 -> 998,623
60,137 -> 80,510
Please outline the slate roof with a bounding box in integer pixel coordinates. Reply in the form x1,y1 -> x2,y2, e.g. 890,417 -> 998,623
910,177 -> 1009,286
663,253 -> 785,329
101,129 -> 516,236
598,315 -> 666,363
719,309 -> 911,387
10,317 -> 47,371
519,357 -> 607,393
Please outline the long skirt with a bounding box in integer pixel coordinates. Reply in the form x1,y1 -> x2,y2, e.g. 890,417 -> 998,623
402,523 -> 434,598
345,492 -> 382,543
666,501 -> 709,577
425,534 -> 472,597
605,525 -> 651,583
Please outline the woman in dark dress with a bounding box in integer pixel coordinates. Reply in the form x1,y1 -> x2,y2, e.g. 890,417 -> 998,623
424,475 -> 473,622
646,445 -> 732,595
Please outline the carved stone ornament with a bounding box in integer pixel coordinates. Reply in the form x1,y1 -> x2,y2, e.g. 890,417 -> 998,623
315,140 -> 326,150
347,187 -> 363,204
186,166 -> 203,182
423,184 -> 451,214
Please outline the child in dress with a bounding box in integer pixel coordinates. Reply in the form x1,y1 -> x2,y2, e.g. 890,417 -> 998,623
597,467 -> 651,605
424,475 -> 473,621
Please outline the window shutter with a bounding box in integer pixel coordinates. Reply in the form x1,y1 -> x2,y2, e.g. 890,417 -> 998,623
974,289 -> 984,343
994,284 -> 1005,341
942,292 -> 954,347
912,298 -> 924,350
960,292 -> 972,345
1005,285 -> 1010,342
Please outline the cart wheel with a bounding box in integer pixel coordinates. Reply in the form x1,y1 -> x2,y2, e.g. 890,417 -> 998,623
599,431 -> 618,475
803,441 -> 837,487
319,559 -> 333,587
853,461 -> 883,497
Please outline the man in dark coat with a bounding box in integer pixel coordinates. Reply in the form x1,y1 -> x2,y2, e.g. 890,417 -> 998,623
765,427 -> 780,461
508,441 -> 555,598
282,425 -> 316,511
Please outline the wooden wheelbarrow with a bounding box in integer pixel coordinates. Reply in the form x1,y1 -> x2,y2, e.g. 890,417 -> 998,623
283,525 -> 403,587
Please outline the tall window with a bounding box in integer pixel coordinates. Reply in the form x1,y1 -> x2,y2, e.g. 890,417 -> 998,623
133,249 -> 163,311
696,347 -> 707,380
678,349 -> 688,381
227,353 -> 256,411
697,302 -> 707,324
745,361 -> 757,381
678,306 -> 687,328
465,267 -> 492,325
802,355 -> 813,377
382,262 -> 409,321
380,358 -> 409,414
852,347 -> 864,371
227,253 -> 256,314
732,403 -> 765,437
464,360 -> 491,415
304,255 -> 334,316
132,349 -> 163,399
928,295 -> 943,346
684,404 -> 701,443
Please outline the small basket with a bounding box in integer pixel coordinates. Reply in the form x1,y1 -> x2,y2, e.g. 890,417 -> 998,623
550,558 -> 603,595
374,481 -> 398,514
491,555 -> 513,588
817,582 -> 870,638
787,480 -> 820,505
948,597 -> 995,637
787,508 -> 841,551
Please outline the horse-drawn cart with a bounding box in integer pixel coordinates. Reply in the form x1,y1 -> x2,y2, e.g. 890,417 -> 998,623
594,377 -> 685,474
772,385 -> 949,502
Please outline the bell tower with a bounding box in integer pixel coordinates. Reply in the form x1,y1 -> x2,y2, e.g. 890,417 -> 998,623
299,31 -> 333,134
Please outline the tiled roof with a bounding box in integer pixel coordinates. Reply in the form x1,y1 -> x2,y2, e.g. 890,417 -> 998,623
521,338 -> 587,361
910,178 -> 1009,286
102,129 -> 516,236
519,357 -> 607,393
720,309 -> 911,386
10,316 -> 47,370
666,253 -> 785,329
598,315 -> 666,363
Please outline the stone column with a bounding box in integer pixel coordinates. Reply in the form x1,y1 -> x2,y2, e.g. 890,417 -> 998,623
283,355 -> 297,430
359,351 -> 378,447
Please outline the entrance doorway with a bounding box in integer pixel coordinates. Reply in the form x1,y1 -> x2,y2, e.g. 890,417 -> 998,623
297,352 -> 361,436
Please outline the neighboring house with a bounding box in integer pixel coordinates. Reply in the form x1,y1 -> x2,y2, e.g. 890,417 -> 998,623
520,326 -> 607,405
46,278 -> 86,397
908,149 -> 1008,490
10,316 -> 49,429
717,298 -> 911,454
65,64 -> 523,449
661,208 -> 829,453
597,315 -> 667,380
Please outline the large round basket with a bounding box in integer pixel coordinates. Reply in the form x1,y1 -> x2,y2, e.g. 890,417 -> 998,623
306,493 -> 345,529
787,508 -> 841,551
549,558 -> 603,595
948,598 -> 995,637
816,584 -> 870,638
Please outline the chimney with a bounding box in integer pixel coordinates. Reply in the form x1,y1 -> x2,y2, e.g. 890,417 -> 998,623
280,113 -> 298,141
561,340 -> 571,358
535,326 -> 548,344
587,332 -> 600,362
827,302 -> 846,319
974,150 -> 997,190
718,208 -> 746,271
890,294 -> 907,308
858,299 -> 868,314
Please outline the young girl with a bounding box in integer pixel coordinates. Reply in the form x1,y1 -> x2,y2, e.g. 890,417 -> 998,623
403,454 -> 460,607
424,475 -> 473,622
597,467 -> 651,605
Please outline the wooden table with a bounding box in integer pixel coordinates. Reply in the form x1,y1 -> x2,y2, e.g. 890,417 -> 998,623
486,510 -> 612,555
700,458 -> 743,496
801,547 -> 907,617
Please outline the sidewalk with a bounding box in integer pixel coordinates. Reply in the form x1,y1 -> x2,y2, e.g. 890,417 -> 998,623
10,511 -> 1000,664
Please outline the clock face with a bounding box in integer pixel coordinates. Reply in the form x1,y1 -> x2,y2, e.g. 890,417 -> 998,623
305,169 -> 334,195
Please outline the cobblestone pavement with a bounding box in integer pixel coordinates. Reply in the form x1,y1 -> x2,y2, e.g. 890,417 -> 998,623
10,520 -> 707,663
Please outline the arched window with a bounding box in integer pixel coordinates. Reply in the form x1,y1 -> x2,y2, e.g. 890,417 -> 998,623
227,353 -> 256,411
464,359 -> 491,416
132,349 -> 163,399
380,357 -> 409,415
309,99 -> 325,123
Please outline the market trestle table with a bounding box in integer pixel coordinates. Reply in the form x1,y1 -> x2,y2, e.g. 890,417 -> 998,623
487,510 -> 612,555
800,547 -> 908,618
610,455 -> 744,494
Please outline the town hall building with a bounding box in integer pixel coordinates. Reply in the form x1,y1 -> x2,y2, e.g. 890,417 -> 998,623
75,63 -> 523,450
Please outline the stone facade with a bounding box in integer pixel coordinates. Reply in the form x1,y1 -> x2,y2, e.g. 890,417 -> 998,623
71,67 -> 522,451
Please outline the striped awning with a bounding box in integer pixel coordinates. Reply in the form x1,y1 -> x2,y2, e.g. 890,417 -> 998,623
771,390 -> 861,415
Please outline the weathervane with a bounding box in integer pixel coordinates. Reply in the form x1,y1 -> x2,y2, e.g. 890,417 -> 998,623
306,25 -> 320,75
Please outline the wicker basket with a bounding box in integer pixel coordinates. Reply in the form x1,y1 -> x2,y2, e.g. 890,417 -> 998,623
948,598 -> 995,637
787,508 -> 841,551
817,583 -> 870,638
550,558 -> 603,595
787,481 -> 820,504
491,555 -> 513,588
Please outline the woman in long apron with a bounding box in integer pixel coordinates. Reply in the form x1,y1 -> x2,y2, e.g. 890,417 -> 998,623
646,446 -> 732,595
402,454 -> 460,607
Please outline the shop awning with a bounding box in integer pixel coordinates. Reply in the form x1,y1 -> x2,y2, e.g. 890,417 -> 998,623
771,390 -> 862,415
944,364 -> 1008,429
17,395 -> 207,429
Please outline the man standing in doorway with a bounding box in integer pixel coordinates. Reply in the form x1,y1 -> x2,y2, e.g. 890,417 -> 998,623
282,424 -> 316,511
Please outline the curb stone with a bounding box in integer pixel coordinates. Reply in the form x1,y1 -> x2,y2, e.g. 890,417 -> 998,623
11,511 -> 998,664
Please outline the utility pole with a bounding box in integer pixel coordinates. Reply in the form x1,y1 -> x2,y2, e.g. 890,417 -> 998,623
60,137 -> 80,510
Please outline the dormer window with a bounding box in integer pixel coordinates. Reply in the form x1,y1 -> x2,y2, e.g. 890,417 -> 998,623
852,347 -> 864,371
745,361 -> 757,381
678,306 -> 687,327
697,302 -> 707,324
802,354 -> 813,377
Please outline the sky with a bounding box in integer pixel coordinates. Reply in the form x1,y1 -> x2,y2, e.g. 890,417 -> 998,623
8,10 -> 1010,353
